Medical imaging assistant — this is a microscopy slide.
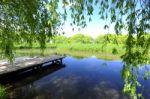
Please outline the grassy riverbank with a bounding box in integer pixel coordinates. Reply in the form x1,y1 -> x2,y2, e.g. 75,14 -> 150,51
15,43 -> 125,60
2,33 -> 150,60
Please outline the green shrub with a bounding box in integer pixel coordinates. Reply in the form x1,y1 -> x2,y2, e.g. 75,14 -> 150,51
112,47 -> 118,55
0,85 -> 8,99
70,34 -> 92,44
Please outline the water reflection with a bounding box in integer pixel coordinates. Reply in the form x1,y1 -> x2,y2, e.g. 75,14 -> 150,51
2,56 -> 150,99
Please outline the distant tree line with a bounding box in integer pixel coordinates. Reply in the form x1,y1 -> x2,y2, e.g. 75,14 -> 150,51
52,33 -> 150,45
52,33 -> 128,44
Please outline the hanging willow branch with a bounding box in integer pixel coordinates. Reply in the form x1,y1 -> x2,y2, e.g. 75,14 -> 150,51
0,0 -> 150,98
0,0 -> 61,63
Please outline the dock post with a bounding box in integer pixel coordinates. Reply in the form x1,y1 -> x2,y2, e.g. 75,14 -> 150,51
52,61 -> 55,64
60,59 -> 62,64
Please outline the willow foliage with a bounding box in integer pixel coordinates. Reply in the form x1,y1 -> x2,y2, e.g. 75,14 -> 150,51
0,0 -> 150,98
0,0 -> 60,62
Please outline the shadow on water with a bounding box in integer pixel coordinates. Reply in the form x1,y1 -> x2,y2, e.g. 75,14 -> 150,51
0,56 -> 150,99
0,63 -> 65,85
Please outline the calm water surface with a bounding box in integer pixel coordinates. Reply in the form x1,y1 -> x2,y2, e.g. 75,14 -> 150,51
5,56 -> 150,99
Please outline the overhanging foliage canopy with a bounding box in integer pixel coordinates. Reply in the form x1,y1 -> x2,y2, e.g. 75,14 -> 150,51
0,0 -> 61,61
0,0 -> 150,98
0,0 -> 149,59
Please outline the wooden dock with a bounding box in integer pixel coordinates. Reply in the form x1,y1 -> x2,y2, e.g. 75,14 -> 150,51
0,55 -> 65,76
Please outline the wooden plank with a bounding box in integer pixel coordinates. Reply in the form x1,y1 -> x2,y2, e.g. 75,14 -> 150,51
0,55 -> 65,76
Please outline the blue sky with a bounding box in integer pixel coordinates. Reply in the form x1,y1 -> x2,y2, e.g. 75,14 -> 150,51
58,1 -> 127,38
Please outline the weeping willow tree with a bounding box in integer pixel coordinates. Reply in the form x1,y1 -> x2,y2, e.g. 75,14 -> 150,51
0,0 -> 150,99
0,0 -> 61,62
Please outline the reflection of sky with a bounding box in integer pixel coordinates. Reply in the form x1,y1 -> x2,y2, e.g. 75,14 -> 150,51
9,56 -> 150,99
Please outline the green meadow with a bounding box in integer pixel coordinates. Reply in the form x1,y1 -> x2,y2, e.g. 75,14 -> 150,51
14,34 -> 127,60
